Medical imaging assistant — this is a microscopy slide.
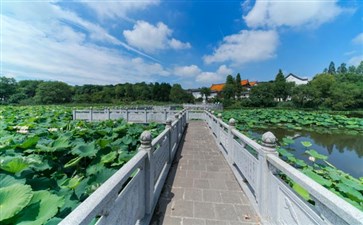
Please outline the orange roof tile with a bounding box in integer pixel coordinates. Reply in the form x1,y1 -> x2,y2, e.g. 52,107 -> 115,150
210,83 -> 225,92
249,81 -> 257,86
210,80 -> 254,92
241,80 -> 249,86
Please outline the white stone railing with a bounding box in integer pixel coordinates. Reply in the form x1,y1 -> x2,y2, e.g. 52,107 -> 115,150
73,108 -> 179,123
183,103 -> 223,110
60,110 -> 187,225
204,110 -> 363,225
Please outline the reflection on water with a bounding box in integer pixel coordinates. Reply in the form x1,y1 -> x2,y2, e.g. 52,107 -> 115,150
251,128 -> 363,178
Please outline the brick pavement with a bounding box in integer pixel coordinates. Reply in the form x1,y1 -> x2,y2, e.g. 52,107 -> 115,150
150,121 -> 260,225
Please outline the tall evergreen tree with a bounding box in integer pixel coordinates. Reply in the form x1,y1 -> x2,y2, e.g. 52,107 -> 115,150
200,87 -> 211,100
337,63 -> 347,74
348,65 -> 356,73
328,61 -> 336,75
235,73 -> 242,99
222,75 -> 235,99
273,69 -> 288,101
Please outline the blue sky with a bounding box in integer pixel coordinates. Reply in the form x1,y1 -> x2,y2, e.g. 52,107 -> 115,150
1,0 -> 363,88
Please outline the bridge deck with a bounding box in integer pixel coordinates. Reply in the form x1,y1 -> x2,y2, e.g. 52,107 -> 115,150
151,121 -> 260,225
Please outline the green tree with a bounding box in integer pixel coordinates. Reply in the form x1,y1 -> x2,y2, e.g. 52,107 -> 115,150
249,82 -> 276,107
200,87 -> 211,100
124,83 -> 135,101
328,61 -> 336,75
35,81 -> 73,104
330,82 -> 360,110
18,80 -> 43,99
348,65 -> 356,73
235,73 -> 242,98
309,73 -> 336,107
0,76 -> 17,103
169,84 -> 193,103
337,63 -> 347,74
356,61 -> 363,75
291,84 -> 313,108
273,69 -> 289,101
222,75 -> 235,99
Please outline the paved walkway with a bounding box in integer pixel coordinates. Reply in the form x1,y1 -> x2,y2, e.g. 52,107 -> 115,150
151,121 -> 260,225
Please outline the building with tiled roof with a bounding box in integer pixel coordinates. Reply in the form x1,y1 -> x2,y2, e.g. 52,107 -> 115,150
285,73 -> 308,85
210,80 -> 257,92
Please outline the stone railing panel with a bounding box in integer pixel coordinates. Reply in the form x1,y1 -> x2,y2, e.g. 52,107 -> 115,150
232,138 -> 258,191
73,108 -> 179,123
97,167 -> 146,225
61,110 -> 187,225
152,132 -> 170,183
204,110 -> 363,225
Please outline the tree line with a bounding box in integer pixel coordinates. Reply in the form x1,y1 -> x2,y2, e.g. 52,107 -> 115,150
0,80 -> 194,105
216,61 -> 363,110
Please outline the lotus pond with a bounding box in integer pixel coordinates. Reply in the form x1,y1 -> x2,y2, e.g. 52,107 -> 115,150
220,109 -> 363,211
0,106 -> 164,224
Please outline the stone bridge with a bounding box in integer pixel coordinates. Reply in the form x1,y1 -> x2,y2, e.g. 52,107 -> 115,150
60,109 -> 363,225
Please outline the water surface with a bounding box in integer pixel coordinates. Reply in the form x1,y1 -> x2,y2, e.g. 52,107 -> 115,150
250,128 -> 363,178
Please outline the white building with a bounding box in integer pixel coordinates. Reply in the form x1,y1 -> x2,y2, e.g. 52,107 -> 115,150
285,73 -> 308,85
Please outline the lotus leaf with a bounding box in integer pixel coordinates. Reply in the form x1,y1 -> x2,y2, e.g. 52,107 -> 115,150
0,174 -> 25,188
64,156 -> 82,168
12,190 -> 64,225
0,184 -> 33,221
303,169 -> 332,187
292,182 -> 310,201
0,157 -> 30,174
17,136 -> 39,149
305,149 -> 328,160
336,183 -> 363,202
301,141 -> 312,148
72,142 -> 97,158
101,151 -> 117,164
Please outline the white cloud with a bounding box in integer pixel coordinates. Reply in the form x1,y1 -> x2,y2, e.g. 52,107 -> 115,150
82,1 -> 159,21
1,3 -> 168,85
348,55 -> 363,66
195,65 -> 233,84
169,38 -> 192,50
244,0 -> 343,28
174,65 -> 201,77
216,65 -> 233,76
203,30 -> 278,65
196,72 -> 222,83
123,21 -> 191,53
352,33 -> 363,45
173,64 -> 232,87
2,1 -> 158,61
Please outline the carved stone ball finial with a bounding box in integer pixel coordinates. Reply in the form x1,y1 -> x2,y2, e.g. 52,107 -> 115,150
217,113 -> 222,118
229,118 -> 236,126
262,131 -> 277,148
140,131 -> 152,146
166,119 -> 172,127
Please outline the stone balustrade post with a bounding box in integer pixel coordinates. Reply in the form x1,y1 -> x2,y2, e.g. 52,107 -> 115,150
145,109 -> 148,123
89,107 -> 93,121
175,114 -> 180,143
72,107 -> 76,120
228,118 -> 236,165
107,107 -> 111,120
164,108 -> 168,122
257,131 -> 278,220
125,109 -> 129,122
217,113 -> 222,145
139,131 -> 154,215
166,119 -> 173,163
